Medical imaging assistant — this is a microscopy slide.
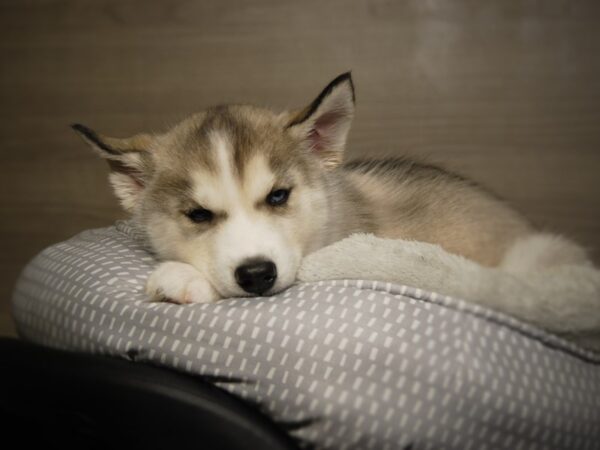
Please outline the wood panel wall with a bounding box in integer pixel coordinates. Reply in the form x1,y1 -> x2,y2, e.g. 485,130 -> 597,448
2,0 -> 599,335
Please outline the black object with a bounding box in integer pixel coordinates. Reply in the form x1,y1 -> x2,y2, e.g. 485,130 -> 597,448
235,259 -> 278,295
0,338 -> 299,450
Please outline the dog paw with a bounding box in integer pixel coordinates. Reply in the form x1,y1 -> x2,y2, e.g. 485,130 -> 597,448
146,262 -> 220,304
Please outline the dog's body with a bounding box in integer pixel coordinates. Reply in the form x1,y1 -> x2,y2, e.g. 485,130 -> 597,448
74,73 -> 599,348
328,158 -> 534,266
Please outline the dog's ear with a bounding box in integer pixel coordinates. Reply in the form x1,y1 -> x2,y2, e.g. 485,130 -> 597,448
287,72 -> 355,169
71,124 -> 153,212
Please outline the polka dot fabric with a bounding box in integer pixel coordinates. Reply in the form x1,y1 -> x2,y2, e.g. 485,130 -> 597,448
11,222 -> 600,449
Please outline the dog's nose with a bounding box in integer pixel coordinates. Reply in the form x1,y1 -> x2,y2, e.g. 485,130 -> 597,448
235,259 -> 277,295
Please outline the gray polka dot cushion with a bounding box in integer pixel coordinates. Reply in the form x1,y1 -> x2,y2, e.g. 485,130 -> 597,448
11,222 -> 600,449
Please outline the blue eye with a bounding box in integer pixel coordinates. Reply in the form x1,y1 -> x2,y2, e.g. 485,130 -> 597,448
266,188 -> 291,206
186,208 -> 214,223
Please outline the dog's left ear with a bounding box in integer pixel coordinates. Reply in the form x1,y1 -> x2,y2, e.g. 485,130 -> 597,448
287,72 -> 355,169
71,124 -> 153,212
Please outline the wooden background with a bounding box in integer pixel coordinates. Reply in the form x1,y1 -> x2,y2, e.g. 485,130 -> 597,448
1,0 -> 599,336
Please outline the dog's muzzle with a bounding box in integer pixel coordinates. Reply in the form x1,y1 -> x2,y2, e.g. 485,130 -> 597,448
234,259 -> 277,295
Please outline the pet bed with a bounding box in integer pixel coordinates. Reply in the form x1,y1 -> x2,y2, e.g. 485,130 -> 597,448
11,222 -> 600,449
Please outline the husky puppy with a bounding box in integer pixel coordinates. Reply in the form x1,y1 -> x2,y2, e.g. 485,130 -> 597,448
73,73 -> 598,343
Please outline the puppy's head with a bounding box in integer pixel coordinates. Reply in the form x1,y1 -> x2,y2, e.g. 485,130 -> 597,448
74,73 -> 355,298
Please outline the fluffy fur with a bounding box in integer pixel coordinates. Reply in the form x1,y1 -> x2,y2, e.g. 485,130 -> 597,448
73,73 -> 600,350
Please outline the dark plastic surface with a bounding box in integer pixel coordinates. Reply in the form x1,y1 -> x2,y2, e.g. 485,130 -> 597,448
0,338 -> 299,450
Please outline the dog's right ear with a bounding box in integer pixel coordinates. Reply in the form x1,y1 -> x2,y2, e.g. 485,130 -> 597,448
71,124 -> 153,212
286,72 -> 355,169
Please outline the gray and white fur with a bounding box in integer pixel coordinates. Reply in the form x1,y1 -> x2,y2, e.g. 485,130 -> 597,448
73,72 -> 600,349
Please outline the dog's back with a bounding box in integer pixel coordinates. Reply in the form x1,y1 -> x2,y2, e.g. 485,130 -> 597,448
338,157 -> 533,266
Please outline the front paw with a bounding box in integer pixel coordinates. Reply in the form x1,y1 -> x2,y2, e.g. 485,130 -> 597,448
146,262 -> 220,304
